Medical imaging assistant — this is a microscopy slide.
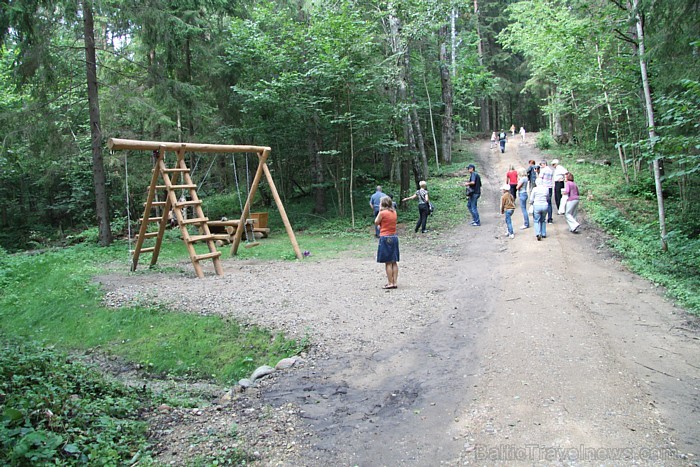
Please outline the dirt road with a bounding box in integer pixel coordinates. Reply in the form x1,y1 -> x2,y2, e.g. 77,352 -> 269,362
260,137 -> 699,465
97,136 -> 699,465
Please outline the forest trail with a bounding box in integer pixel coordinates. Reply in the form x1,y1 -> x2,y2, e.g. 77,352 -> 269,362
97,135 -> 699,465
258,135 -> 700,465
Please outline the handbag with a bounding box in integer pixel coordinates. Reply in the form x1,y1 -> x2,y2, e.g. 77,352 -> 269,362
558,194 -> 568,214
428,202 -> 434,214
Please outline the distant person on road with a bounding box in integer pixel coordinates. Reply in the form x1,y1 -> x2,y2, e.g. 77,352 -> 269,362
506,165 -> 518,199
510,124 -> 516,136
529,179 -> 550,241
551,159 -> 568,214
563,173 -> 581,233
519,126 -> 526,141
369,185 -> 387,237
402,180 -> 430,234
374,196 -> 399,289
538,160 -> 554,223
516,169 -> 530,230
464,164 -> 482,226
490,131 -> 497,150
498,130 -> 507,153
500,184 -> 516,239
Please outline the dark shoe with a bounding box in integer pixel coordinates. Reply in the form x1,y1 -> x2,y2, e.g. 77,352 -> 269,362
547,220 -> 553,224
536,235 -> 541,241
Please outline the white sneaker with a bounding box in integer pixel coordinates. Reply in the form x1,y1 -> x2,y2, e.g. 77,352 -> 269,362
509,234 -> 514,239
520,225 -> 529,230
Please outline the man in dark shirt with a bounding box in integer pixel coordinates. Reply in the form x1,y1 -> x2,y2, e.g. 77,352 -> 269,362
465,164 -> 482,226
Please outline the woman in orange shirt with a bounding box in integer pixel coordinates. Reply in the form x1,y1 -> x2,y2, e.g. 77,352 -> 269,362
374,196 -> 399,289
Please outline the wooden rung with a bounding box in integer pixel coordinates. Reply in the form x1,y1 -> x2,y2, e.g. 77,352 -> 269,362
175,200 -> 202,207
139,216 -> 163,222
162,167 -> 190,173
156,184 -> 197,190
131,246 -> 156,254
187,234 -> 217,243
180,217 -> 209,225
137,232 -> 159,239
148,201 -> 167,207
193,252 -> 222,261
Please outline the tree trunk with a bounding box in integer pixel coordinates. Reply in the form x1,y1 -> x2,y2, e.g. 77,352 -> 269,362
307,112 -> 326,214
474,0 -> 489,132
82,0 -> 112,246
387,5 -> 425,187
439,25 -> 454,164
596,45 -> 629,184
551,86 -> 563,137
404,52 -> 429,177
631,0 -> 667,251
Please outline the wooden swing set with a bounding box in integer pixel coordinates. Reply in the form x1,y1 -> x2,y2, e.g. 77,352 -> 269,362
108,138 -> 302,278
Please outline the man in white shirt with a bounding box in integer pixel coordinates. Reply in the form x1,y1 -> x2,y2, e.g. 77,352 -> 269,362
551,159 -> 568,215
538,160 -> 554,223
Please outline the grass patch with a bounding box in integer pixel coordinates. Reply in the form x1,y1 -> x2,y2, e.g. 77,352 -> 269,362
539,145 -> 700,314
0,244 -> 307,384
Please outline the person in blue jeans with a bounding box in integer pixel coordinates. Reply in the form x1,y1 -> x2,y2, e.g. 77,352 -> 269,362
369,185 -> 387,237
500,184 -> 515,238
516,169 -> 530,229
529,179 -> 549,241
465,164 -> 482,226
498,130 -> 507,153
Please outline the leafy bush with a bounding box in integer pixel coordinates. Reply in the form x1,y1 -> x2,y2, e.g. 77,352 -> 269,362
536,132 -> 553,150
0,339 -> 151,465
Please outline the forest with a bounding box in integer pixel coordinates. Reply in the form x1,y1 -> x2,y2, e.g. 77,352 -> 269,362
0,0 -> 698,255
1,1 -> 700,463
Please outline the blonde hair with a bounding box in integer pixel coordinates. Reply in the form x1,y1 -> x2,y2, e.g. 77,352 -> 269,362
380,196 -> 394,210
518,169 -> 526,177
419,180 -> 427,188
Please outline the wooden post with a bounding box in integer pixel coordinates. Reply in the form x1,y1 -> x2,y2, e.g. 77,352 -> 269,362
131,148 -> 165,271
263,163 -> 302,259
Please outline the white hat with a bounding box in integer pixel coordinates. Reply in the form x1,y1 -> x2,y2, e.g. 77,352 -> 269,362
551,159 -> 559,165
501,184 -> 510,191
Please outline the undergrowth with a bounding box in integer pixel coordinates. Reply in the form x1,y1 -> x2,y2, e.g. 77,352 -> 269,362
0,339 -> 152,465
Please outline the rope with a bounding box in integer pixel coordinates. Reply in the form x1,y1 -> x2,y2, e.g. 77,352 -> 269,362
232,155 -> 253,244
197,155 -> 217,192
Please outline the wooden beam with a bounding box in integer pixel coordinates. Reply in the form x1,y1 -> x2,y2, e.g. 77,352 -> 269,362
263,163 -> 302,260
108,138 -> 270,154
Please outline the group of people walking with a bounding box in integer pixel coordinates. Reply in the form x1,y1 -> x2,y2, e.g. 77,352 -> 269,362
370,156 -> 581,288
502,159 -> 581,241
490,126 -> 526,153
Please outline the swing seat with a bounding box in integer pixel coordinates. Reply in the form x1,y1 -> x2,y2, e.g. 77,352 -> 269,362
244,241 -> 261,248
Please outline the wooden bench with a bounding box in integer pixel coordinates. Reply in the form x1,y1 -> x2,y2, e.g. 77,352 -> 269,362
202,214 -> 270,246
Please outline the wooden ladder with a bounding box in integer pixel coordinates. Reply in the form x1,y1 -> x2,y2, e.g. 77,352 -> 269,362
131,146 -> 223,278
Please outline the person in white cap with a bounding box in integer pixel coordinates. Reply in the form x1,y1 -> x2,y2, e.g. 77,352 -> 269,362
551,159 -> 568,214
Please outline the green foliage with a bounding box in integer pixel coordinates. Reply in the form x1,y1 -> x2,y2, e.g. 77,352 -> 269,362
0,339 -> 151,465
655,79 -> 700,179
535,132 -> 553,150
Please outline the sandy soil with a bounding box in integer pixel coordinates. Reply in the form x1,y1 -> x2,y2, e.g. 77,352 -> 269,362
94,135 -> 699,466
